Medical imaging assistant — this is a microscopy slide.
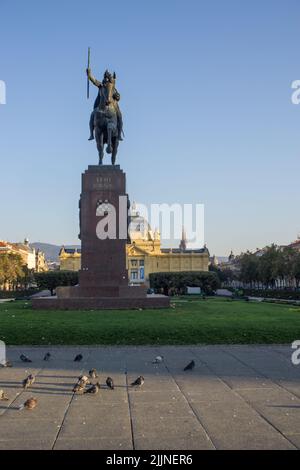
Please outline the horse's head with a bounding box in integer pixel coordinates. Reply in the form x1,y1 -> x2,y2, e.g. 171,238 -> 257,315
102,71 -> 116,106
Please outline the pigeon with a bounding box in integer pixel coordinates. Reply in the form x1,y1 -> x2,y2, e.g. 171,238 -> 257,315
22,374 -> 35,389
84,382 -> 100,394
152,355 -> 164,364
78,375 -> 90,385
0,389 -> 9,401
74,354 -> 83,362
5,361 -> 12,367
19,397 -> 37,410
131,376 -> 145,387
20,354 -> 32,363
0,360 -> 12,368
73,382 -> 86,394
43,352 -> 51,361
89,369 -> 98,379
184,360 -> 195,371
106,377 -> 114,390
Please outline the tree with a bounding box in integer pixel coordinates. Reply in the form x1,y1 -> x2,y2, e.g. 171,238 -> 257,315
292,253 -> 300,288
0,253 -> 26,290
239,252 -> 260,288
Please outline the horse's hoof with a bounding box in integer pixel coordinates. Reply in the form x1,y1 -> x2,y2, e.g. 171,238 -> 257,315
106,145 -> 112,154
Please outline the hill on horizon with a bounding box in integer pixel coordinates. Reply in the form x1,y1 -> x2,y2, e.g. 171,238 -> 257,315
31,242 -> 80,262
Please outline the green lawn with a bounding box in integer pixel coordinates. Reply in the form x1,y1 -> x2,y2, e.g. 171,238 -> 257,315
0,298 -> 300,345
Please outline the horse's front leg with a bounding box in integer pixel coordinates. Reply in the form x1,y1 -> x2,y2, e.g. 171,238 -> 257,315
106,126 -> 112,154
95,128 -> 104,164
111,137 -> 119,165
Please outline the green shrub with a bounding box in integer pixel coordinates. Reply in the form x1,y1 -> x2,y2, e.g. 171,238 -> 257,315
149,271 -> 220,295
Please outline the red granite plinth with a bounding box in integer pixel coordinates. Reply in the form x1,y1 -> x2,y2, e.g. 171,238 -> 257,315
32,295 -> 170,310
32,164 -> 170,310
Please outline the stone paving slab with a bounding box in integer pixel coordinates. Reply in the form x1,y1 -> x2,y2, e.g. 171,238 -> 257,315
0,345 -> 299,450
53,437 -> 132,450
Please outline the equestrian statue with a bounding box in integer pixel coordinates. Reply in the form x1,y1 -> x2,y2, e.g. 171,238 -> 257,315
86,55 -> 123,165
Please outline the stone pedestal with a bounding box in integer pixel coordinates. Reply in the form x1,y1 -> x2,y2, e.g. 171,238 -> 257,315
32,165 -> 169,310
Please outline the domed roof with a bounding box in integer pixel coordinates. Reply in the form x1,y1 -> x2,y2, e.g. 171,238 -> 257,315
128,202 -> 159,242
129,213 -> 154,241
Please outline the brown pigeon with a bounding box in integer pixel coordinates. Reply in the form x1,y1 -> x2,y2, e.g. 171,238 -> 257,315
22,397 -> 37,410
73,382 -> 86,394
106,377 -> 114,390
22,374 -> 35,389
89,369 -> 98,379
78,375 -> 90,386
131,376 -> 145,387
0,360 -> 12,368
0,389 -> 9,401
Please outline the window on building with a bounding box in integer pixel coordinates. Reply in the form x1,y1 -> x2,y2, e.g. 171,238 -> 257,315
139,259 -> 144,266
130,270 -> 138,280
131,259 -> 138,267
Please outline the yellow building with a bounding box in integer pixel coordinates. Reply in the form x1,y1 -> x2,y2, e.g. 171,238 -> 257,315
0,239 -> 48,272
59,247 -> 82,272
59,213 -> 209,285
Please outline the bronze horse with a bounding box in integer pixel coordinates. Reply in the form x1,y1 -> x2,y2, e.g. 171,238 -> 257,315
93,74 -> 119,165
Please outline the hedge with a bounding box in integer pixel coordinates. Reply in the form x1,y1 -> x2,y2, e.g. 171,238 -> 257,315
149,271 -> 220,295
34,271 -> 79,296
0,288 -> 40,299
233,288 -> 300,301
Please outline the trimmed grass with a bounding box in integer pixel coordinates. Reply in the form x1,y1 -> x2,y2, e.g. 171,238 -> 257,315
0,298 -> 300,345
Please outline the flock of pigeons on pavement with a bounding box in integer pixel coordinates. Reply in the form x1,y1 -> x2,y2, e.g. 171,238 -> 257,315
0,353 -> 196,411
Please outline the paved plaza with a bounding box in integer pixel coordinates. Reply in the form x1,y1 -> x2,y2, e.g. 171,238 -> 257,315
0,345 -> 300,450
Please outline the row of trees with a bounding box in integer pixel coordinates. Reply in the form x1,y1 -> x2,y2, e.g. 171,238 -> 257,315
221,245 -> 300,289
0,254 -> 34,290
0,254 -> 79,296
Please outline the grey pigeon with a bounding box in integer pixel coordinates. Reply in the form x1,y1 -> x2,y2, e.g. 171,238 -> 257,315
74,354 -> 83,362
43,352 -> 51,361
85,382 -> 100,394
20,354 -> 32,363
131,376 -> 145,387
106,377 -> 114,389
184,360 -> 195,371
152,355 -> 164,364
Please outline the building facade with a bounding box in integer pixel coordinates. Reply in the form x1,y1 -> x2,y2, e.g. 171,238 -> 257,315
0,239 -> 48,272
59,213 -> 209,285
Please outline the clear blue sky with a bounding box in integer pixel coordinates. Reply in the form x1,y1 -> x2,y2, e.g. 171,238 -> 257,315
0,0 -> 299,256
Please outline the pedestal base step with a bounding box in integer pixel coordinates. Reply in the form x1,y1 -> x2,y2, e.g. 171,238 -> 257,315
31,295 -> 170,310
